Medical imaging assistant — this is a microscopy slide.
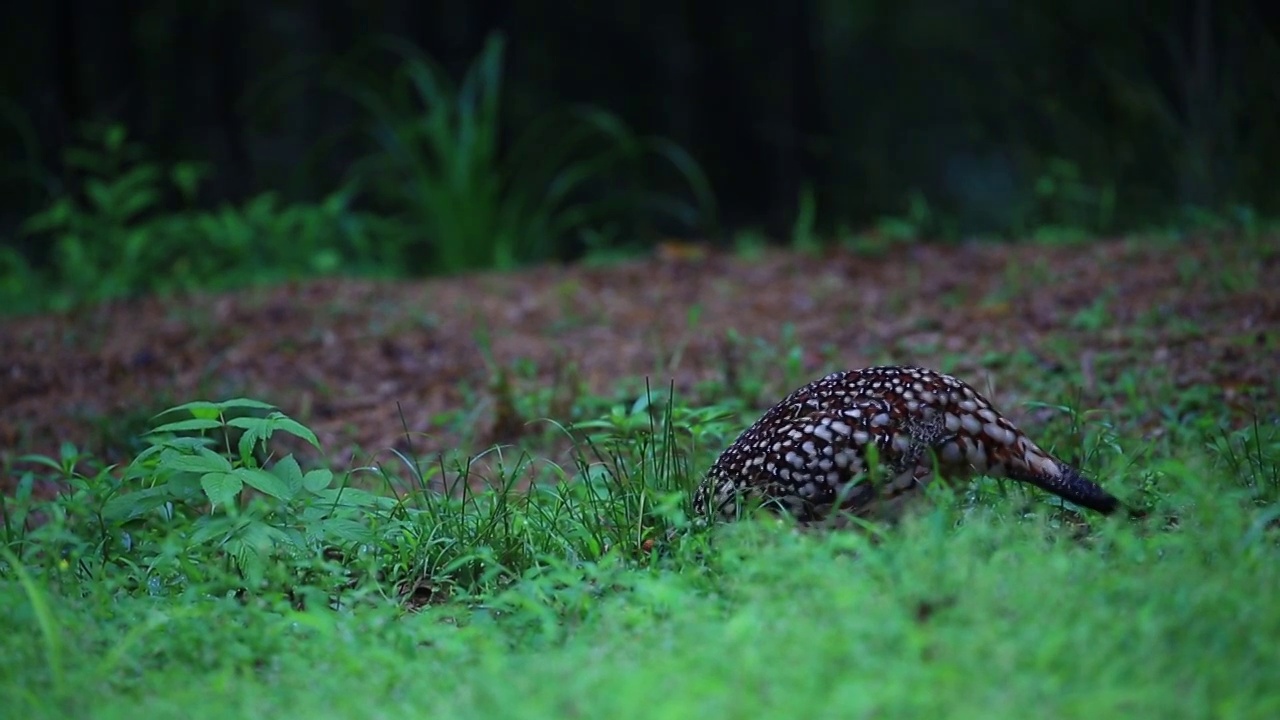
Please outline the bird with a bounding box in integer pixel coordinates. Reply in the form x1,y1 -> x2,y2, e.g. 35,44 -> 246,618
692,365 -> 1123,525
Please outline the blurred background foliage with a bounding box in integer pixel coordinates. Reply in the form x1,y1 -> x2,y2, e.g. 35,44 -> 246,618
1,0 -> 1277,311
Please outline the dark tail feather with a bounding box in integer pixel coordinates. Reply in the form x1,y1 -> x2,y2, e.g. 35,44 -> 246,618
1019,461 -> 1121,515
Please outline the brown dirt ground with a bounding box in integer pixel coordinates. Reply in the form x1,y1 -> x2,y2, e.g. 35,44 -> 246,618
3,235 -> 1278,492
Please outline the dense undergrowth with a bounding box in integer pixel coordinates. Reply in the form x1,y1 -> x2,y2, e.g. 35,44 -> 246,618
7,30 -> 1275,317
2,376 -> 1278,718
1,33 -> 716,316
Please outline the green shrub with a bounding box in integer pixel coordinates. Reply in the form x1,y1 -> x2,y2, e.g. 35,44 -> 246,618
8,123 -> 403,314
334,31 -> 718,274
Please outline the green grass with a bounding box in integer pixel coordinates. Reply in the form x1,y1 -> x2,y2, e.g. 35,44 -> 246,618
3,492 -> 1278,718
2,371 -> 1279,719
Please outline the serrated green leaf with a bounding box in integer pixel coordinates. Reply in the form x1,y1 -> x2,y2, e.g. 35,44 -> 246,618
312,486 -> 396,510
156,400 -> 223,418
272,455 -> 305,497
190,406 -> 222,421
218,398 -> 279,412
138,437 -> 217,456
299,504 -> 330,523
227,413 -> 320,450
277,527 -> 311,553
164,471 -> 206,503
150,418 -> 225,434
158,447 -> 233,475
321,517 -> 375,545
227,538 -> 265,588
224,418 -> 267,433
237,423 -> 265,465
189,515 -> 237,545
101,486 -> 174,523
239,520 -> 287,551
269,415 -> 321,449
302,468 -> 334,493
235,467 -> 294,501
200,471 -> 243,507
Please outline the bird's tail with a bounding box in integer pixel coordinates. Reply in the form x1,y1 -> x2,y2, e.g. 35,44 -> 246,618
1006,442 -> 1120,515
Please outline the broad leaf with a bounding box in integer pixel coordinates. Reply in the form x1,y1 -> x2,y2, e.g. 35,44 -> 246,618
150,418 -> 225,434
270,415 -> 320,448
235,467 -> 294,501
158,447 -> 233,475
229,413 -> 320,449
101,486 -> 174,523
320,517 -> 376,545
200,471 -> 243,508
302,468 -> 334,493
218,398 -> 279,412
311,486 -> 395,510
272,454 -> 306,497
227,537 -> 266,589
188,515 -> 238,545
156,400 -> 224,418
236,422 -> 266,465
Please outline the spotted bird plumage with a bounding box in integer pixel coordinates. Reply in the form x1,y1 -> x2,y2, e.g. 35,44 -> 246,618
693,365 -> 1120,524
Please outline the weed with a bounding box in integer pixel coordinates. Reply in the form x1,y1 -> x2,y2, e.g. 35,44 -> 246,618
8,123 -> 400,315
1068,290 -> 1115,332
713,324 -> 813,411
333,32 -> 717,275
732,228 -> 770,260
789,184 -> 822,253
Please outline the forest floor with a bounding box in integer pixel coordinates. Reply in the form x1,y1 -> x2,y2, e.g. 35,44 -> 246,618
2,233 -> 1277,485
3,233 -> 1280,719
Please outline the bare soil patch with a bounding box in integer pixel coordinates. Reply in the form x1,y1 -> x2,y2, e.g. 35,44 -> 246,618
3,236 -> 1277,487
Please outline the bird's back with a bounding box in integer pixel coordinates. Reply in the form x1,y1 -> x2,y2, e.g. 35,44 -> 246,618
694,365 -> 1119,523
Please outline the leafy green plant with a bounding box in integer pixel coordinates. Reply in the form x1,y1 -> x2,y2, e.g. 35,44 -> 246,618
1209,418 -> 1280,504
8,123 -> 403,314
334,32 -> 718,274
175,183 -> 404,283
2,386 -> 725,608
839,190 -> 936,257
15,122 -> 195,308
1068,291 -> 1115,332
2,443 -> 138,575
714,324 -> 812,409
1027,157 -> 1118,240
113,398 -> 403,594
789,184 -> 821,253
876,189 -> 936,242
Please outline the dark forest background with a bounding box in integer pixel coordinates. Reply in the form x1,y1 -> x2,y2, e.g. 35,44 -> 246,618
2,0 -> 1278,301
